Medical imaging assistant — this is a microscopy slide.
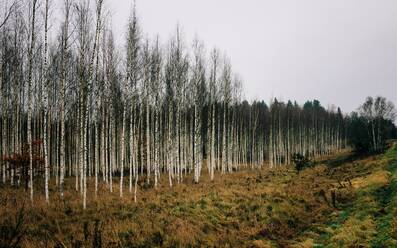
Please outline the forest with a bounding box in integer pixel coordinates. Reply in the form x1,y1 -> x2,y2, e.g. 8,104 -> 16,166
0,0 -> 351,205
1,0 -> 397,247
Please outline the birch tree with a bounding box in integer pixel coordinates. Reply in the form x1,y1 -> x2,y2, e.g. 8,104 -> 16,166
150,37 -> 162,188
59,0 -> 72,199
42,0 -> 51,203
221,56 -> 232,174
27,0 -> 38,203
126,2 -> 141,193
208,48 -> 220,181
191,38 -> 206,183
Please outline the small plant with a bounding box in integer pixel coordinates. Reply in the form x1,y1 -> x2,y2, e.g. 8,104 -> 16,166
292,153 -> 311,172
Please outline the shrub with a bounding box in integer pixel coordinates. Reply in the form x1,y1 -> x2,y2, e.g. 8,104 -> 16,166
292,153 -> 311,172
2,140 -> 44,190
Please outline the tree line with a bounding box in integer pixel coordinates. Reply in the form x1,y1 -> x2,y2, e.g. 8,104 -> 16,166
347,96 -> 396,153
0,0 -> 348,208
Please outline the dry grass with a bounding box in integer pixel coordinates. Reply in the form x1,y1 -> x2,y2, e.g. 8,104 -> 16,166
351,170 -> 390,189
0,145 -> 396,247
0,165 -> 332,247
331,216 -> 377,247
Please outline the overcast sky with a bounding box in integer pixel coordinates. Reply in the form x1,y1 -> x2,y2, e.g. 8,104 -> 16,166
107,0 -> 397,113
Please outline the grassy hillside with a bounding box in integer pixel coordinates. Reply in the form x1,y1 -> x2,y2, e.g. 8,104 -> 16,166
1,144 -> 397,247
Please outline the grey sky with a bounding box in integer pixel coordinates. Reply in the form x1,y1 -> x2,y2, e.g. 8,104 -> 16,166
109,0 -> 396,113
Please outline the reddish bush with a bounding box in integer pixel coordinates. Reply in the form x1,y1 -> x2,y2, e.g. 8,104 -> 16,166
2,140 -> 45,190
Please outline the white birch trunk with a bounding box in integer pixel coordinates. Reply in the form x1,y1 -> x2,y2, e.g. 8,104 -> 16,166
27,0 -> 38,203
120,105 -> 126,197
43,0 -> 50,203
146,103 -> 150,184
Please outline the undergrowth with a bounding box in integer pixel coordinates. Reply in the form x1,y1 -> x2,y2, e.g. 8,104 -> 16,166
0,144 -> 396,247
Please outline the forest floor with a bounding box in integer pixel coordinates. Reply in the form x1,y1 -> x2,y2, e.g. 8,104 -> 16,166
1,143 -> 397,248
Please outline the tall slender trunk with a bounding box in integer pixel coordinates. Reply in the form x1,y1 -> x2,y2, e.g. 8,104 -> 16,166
95,121 -> 98,195
134,106 -> 141,202
146,102 -> 150,184
83,101 -> 89,209
101,107 -> 106,183
43,0 -> 50,203
194,105 -> 200,183
134,160 -> 138,203
120,105 -> 126,197
79,96 -> 84,195
168,105 -> 173,187
222,104 -> 227,174
59,1 -> 69,199
27,0 -> 38,203
371,119 -> 376,151
75,110 -> 79,191
0,55 -> 4,184
110,113 -> 114,193
129,108 -> 134,193
154,110 -> 158,188
210,104 -> 216,180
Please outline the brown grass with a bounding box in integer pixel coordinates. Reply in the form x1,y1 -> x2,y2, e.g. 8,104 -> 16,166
0,149 -> 393,247
351,170 -> 390,189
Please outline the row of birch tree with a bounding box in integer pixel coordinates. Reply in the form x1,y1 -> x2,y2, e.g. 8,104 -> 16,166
0,0 -> 346,207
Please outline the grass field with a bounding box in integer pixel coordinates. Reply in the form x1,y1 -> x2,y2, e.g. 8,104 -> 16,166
1,143 -> 397,247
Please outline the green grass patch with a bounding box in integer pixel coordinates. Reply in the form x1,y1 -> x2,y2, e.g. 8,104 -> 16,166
371,143 -> 397,247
